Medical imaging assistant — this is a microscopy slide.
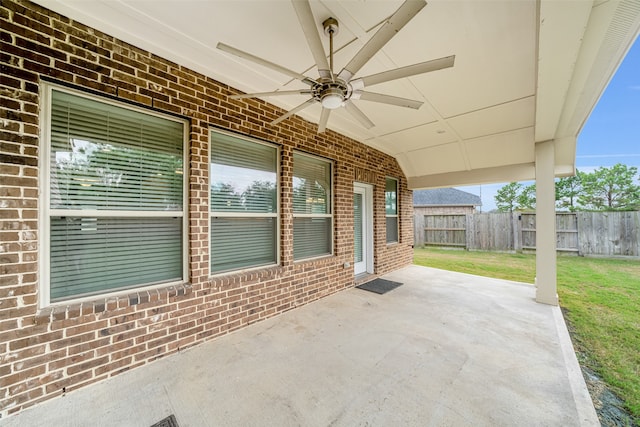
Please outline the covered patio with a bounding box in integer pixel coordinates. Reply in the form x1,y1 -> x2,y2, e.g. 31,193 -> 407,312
3,0 -> 640,420
4,266 -> 597,427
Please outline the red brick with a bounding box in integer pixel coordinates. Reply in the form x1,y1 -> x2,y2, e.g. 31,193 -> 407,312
44,370 -> 92,394
66,355 -> 109,375
1,365 -> 46,389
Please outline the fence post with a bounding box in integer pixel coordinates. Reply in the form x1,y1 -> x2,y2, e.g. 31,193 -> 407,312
575,212 -> 582,256
415,213 -> 425,247
465,213 -> 471,250
513,212 -> 522,253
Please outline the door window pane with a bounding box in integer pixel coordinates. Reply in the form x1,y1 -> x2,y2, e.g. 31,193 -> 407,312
385,178 -> 399,243
354,193 -> 363,263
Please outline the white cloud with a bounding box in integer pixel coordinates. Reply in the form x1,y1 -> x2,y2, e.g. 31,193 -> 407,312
576,154 -> 640,159
575,166 -> 599,174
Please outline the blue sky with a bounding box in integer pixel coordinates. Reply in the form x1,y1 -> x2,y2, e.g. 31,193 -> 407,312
459,36 -> 640,212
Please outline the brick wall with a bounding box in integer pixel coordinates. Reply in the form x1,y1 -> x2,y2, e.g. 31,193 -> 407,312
0,0 -> 414,417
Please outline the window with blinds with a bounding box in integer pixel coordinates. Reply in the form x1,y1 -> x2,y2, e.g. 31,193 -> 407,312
210,131 -> 278,273
44,86 -> 186,303
385,177 -> 399,244
293,152 -> 333,260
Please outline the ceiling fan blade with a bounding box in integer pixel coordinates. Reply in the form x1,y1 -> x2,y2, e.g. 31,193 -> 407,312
217,42 -> 316,85
355,91 -> 423,109
344,101 -> 374,129
230,90 -> 311,100
352,56 -> 456,88
337,0 -> 427,82
292,0 -> 331,78
317,107 -> 331,133
271,98 -> 317,126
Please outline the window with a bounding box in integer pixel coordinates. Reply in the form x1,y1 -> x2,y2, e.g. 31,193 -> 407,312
41,85 -> 187,304
385,177 -> 399,243
210,131 -> 278,273
293,152 -> 332,259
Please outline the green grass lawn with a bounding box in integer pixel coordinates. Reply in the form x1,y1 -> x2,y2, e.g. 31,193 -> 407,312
413,247 -> 640,418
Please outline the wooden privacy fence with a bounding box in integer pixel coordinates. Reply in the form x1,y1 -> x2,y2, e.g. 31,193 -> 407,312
415,211 -> 640,257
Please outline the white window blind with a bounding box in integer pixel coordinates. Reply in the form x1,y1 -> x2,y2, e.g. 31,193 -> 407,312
210,131 -> 278,273
385,177 -> 399,243
50,217 -> 182,300
293,153 -> 332,260
46,87 -> 186,302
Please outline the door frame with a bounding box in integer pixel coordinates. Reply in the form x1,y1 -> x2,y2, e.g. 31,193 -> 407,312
354,182 -> 374,275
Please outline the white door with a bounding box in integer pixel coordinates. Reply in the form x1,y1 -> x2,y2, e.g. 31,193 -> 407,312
354,183 -> 373,275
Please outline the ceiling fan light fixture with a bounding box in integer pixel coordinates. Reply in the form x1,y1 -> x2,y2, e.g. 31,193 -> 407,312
321,90 -> 343,109
218,0 -> 454,132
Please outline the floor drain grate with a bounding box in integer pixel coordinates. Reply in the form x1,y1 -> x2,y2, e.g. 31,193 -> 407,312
150,414 -> 178,427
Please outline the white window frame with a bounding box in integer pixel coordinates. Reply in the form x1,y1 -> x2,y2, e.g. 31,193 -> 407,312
293,151 -> 334,261
385,176 -> 399,244
38,82 -> 189,307
208,129 -> 280,275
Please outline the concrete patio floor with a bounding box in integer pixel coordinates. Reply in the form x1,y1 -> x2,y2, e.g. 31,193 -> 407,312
2,265 -> 598,427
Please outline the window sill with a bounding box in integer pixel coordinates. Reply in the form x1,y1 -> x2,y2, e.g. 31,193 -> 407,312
293,254 -> 336,265
293,255 -> 342,269
207,265 -> 285,289
209,263 -> 281,279
35,282 -> 192,324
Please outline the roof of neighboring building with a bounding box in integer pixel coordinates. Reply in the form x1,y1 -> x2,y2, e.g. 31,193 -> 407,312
413,188 -> 482,207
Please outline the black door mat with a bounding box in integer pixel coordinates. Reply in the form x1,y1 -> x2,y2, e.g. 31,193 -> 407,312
356,278 -> 403,295
151,414 -> 178,427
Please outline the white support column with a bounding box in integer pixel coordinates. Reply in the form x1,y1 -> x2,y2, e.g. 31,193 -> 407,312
535,140 -> 558,305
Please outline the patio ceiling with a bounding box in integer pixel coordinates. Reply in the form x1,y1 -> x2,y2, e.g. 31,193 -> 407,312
34,0 -> 640,189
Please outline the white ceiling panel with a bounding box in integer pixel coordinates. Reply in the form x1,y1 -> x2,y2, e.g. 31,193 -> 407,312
406,143 -> 466,176
464,128 -> 535,170
377,122 -> 458,155
448,97 -> 535,141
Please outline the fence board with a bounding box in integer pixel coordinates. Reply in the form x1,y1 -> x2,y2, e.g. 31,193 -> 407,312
578,211 -> 640,256
556,213 -> 579,252
469,212 -> 514,251
423,214 -> 466,247
520,213 -> 536,249
414,213 -> 426,246
416,210 -> 639,257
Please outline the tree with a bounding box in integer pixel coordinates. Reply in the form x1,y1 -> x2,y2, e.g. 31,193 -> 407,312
211,182 -> 242,210
517,184 -> 536,211
293,178 -> 329,213
242,180 -> 276,212
578,164 -> 640,211
555,173 -> 583,212
495,182 -> 522,212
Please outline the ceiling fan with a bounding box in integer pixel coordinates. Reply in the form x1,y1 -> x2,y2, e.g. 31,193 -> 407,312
217,0 -> 455,133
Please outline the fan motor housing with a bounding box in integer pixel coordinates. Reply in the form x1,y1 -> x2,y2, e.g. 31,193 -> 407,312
313,78 -> 349,104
